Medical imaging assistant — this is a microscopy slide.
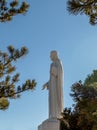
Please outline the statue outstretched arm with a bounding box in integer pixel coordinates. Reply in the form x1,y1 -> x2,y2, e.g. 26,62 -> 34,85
42,82 -> 49,90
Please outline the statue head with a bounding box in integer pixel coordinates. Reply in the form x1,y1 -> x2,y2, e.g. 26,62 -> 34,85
50,50 -> 59,61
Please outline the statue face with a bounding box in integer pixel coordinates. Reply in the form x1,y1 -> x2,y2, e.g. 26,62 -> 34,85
50,53 -> 54,61
50,51 -> 57,61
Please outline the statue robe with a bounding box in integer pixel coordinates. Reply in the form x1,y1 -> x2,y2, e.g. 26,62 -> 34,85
48,58 -> 64,119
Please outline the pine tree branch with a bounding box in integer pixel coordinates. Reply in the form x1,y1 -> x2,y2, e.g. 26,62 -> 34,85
67,0 -> 95,15
67,0 -> 85,15
0,0 -> 30,22
67,0 -> 97,25
0,80 -> 36,98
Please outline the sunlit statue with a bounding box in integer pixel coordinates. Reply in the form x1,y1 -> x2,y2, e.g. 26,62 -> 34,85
43,50 -> 64,119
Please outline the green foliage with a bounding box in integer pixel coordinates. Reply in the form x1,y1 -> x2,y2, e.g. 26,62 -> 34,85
0,46 -> 36,110
67,0 -> 97,25
61,70 -> 97,130
60,108 -> 81,130
0,97 -> 9,110
84,70 -> 97,87
0,0 -> 29,22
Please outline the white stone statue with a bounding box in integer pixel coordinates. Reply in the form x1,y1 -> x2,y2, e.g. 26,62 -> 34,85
43,50 -> 64,119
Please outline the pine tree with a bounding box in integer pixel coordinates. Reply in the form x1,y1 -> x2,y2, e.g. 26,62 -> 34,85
0,46 -> 36,110
0,1 -> 37,110
67,0 -> 97,25
61,70 -> 97,130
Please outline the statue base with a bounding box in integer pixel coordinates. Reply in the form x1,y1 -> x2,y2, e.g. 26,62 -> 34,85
38,118 -> 60,130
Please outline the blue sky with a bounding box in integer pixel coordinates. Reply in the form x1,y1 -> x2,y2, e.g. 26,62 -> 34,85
1,0 -> 97,130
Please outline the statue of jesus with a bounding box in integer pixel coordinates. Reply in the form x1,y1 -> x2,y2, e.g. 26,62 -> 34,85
43,50 -> 64,119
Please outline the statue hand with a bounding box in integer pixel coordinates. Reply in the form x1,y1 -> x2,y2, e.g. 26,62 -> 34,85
42,83 -> 48,90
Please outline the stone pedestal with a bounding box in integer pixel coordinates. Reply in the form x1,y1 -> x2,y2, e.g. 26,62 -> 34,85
38,118 -> 60,130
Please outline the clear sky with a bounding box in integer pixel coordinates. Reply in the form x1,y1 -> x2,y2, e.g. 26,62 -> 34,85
1,0 -> 97,130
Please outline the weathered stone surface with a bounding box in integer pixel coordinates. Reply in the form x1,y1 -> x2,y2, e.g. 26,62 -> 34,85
38,118 -> 60,130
